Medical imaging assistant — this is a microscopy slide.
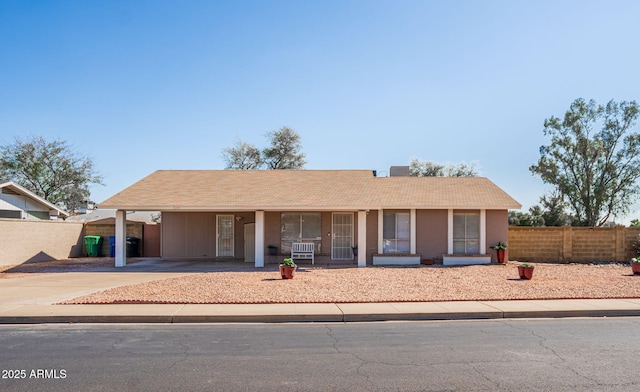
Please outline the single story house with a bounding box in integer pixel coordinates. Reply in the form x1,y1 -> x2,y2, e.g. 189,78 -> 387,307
100,168 -> 521,267
0,181 -> 69,220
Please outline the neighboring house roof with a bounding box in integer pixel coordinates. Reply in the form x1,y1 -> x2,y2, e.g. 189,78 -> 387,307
65,209 -> 158,224
100,170 -> 521,211
0,181 -> 70,217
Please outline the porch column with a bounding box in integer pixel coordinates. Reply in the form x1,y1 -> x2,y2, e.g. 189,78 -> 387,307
254,210 -> 265,268
480,209 -> 486,254
410,209 -> 416,254
447,209 -> 453,254
115,210 -> 127,267
357,210 -> 367,268
377,209 -> 384,254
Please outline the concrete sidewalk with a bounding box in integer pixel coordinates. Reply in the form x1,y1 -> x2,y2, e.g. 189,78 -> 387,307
2,260 -> 640,324
2,299 -> 640,324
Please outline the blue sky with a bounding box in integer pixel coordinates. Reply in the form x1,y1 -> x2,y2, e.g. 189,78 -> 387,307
1,0 -> 640,221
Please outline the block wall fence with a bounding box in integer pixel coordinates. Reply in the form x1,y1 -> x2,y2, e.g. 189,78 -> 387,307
508,226 -> 640,263
0,220 -> 159,266
0,218 -> 84,266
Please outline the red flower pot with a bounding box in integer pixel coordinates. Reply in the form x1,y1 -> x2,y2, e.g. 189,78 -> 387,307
518,265 -> 534,280
632,262 -> 640,275
279,265 -> 296,279
496,249 -> 506,264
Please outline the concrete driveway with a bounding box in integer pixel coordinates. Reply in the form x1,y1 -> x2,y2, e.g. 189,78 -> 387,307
0,258 -> 260,305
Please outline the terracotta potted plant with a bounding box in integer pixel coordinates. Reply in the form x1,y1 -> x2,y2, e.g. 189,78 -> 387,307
631,258 -> 640,275
517,263 -> 535,280
279,257 -> 297,279
267,244 -> 278,256
490,241 -> 508,264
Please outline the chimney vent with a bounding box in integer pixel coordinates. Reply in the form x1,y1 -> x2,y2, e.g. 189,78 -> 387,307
390,166 -> 410,177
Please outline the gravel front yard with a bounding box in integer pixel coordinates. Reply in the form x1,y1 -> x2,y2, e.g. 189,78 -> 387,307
60,262 -> 640,304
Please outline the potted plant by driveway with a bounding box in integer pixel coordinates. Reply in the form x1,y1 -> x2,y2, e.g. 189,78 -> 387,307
518,263 -> 535,280
267,244 -> 278,256
279,257 -> 297,279
490,241 -> 508,264
631,258 -> 640,275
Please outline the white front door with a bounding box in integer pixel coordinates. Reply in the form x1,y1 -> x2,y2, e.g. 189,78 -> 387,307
244,223 -> 255,263
332,213 -> 354,260
217,215 -> 234,257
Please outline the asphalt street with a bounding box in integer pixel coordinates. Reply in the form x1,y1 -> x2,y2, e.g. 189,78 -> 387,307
2,318 -> 640,391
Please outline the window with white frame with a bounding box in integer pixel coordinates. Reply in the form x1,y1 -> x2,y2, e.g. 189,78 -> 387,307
383,212 -> 410,253
453,211 -> 480,254
280,213 -> 322,253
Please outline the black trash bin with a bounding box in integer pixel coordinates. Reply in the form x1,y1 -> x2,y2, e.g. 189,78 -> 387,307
126,237 -> 140,257
108,236 -> 116,257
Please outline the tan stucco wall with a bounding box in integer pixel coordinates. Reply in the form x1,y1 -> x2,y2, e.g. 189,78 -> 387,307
159,209 -> 511,264
486,210 -> 509,263
416,209 -> 448,261
162,212 -> 255,258
366,210 -> 379,264
264,212 -> 281,256
0,219 -> 84,266
162,211 -> 364,262
162,212 -> 216,258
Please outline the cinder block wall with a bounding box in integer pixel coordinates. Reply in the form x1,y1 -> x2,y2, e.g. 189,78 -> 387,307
0,219 -> 84,266
509,226 -> 640,263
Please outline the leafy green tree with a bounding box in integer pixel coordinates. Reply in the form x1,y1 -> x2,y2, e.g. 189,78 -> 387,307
409,158 -> 478,177
508,209 -> 544,226
530,98 -> 640,226
262,127 -> 306,170
538,192 -> 573,226
0,136 -> 103,211
222,140 -> 263,170
508,193 -> 573,227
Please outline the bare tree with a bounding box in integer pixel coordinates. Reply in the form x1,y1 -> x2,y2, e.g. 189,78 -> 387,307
222,140 -> 263,170
262,127 -> 306,170
409,158 -> 478,177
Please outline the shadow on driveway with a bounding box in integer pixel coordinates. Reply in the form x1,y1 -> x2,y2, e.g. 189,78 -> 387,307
1,258 -> 356,274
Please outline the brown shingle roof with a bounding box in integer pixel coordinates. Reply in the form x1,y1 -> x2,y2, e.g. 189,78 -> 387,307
99,170 -> 521,210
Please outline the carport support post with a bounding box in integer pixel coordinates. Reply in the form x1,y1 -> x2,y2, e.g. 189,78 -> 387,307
254,210 -> 265,267
115,210 -> 127,267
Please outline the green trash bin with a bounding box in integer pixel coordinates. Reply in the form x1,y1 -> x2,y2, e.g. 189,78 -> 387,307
84,235 -> 103,257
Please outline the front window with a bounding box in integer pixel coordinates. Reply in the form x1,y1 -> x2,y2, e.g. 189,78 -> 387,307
281,213 -> 322,253
383,212 -> 410,253
453,212 -> 480,254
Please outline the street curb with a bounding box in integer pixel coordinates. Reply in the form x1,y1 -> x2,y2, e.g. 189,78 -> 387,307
3,307 -> 640,324
501,309 -> 640,319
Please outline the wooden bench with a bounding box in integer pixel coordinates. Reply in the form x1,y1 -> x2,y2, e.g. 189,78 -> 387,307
291,242 -> 315,265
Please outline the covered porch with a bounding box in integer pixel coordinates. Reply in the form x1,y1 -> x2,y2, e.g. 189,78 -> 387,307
113,209 -> 369,268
